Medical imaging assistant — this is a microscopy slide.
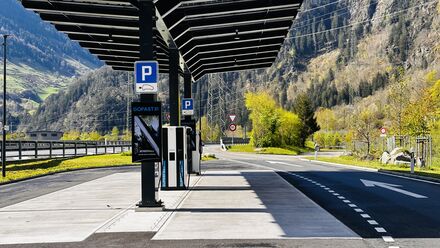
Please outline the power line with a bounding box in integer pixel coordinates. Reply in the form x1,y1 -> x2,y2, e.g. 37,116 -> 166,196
287,0 -> 438,40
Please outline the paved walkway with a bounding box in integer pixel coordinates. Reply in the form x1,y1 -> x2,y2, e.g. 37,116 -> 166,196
153,170 -> 357,240
0,164 -> 358,245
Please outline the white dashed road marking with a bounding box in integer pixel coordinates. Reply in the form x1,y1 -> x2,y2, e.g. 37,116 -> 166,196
286,172 -> 397,246
368,220 -> 378,225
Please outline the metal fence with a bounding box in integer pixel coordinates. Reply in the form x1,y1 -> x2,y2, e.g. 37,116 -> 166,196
0,140 -> 131,162
349,135 -> 440,167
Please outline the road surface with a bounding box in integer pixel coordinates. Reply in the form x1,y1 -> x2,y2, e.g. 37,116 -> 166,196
209,145 -> 440,248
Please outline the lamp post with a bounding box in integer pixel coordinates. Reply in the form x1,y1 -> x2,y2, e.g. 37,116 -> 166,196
2,34 -> 9,178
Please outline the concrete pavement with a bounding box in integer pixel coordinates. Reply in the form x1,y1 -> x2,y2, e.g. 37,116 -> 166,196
153,170 -> 356,240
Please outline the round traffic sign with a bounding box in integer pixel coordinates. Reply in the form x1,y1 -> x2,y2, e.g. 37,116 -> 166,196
229,124 -> 237,132
380,127 -> 387,134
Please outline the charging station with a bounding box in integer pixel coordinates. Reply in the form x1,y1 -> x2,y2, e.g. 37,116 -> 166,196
162,126 -> 190,190
192,131 -> 201,174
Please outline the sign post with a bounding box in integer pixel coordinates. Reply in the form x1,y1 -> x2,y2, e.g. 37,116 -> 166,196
229,124 -> 237,145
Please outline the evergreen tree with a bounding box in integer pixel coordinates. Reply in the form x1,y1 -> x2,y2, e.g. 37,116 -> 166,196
292,93 -> 320,146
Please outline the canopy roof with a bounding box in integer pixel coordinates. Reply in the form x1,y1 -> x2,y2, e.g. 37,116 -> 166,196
21,0 -> 303,80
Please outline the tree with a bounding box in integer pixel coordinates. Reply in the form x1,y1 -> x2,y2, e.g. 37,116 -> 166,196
89,131 -> 102,141
315,108 -> 337,131
122,129 -> 131,141
278,109 -> 302,147
387,70 -> 410,135
245,92 -> 280,147
62,130 -> 80,140
80,132 -> 90,141
351,108 -> 382,156
197,116 -> 221,142
108,126 -> 120,141
292,93 -> 320,146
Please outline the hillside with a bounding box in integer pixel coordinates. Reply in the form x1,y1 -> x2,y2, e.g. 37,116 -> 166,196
0,0 -> 101,129
26,0 -> 440,135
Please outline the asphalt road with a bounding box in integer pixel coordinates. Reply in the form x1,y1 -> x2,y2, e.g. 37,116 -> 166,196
213,147 -> 440,247
0,166 -> 139,208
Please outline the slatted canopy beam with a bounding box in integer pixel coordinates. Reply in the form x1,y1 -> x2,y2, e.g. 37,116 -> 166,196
20,0 -> 303,81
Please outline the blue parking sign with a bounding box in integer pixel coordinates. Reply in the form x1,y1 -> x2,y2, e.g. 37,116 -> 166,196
135,61 -> 159,93
182,98 -> 194,116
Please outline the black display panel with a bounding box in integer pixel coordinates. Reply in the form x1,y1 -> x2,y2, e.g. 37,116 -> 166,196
132,102 -> 162,162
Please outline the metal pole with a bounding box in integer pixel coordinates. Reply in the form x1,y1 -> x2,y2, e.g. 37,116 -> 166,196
18,141 -> 22,160
183,71 -> 192,122
198,80 -> 202,133
169,46 -> 180,126
2,35 -> 8,177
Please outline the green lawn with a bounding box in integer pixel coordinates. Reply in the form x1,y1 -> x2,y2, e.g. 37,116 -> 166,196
307,156 -> 440,180
228,144 -> 309,155
1,154 -> 139,183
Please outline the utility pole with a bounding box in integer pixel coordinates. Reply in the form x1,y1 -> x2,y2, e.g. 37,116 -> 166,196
2,34 -> 9,178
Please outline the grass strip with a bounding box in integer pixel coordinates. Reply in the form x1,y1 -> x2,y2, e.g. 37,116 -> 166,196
306,156 -> 440,180
228,144 -> 309,155
1,153 -> 139,184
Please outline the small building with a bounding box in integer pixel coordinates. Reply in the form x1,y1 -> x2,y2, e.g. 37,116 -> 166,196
26,131 -> 64,141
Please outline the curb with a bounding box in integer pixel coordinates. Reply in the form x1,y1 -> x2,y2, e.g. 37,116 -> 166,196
0,164 -> 139,186
378,169 -> 440,184
300,158 -> 440,185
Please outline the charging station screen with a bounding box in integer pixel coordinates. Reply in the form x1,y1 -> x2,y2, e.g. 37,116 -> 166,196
132,102 -> 162,162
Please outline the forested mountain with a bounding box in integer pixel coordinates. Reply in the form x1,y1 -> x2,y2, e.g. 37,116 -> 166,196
0,0 -> 101,130
195,0 -> 440,128
25,0 -> 440,135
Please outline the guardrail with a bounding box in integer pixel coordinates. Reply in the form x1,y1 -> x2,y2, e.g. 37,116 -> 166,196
0,140 -> 131,161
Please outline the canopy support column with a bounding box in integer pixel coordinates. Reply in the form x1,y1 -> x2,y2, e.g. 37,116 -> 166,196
169,45 -> 180,126
138,0 -> 161,208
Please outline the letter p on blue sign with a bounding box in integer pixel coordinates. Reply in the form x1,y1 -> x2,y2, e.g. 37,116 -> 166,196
135,61 -> 159,94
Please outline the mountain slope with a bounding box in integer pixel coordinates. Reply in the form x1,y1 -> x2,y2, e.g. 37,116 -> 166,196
0,0 -> 102,130
26,0 -> 440,134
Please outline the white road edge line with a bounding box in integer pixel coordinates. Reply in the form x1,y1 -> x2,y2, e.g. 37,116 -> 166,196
375,227 -> 387,233
300,158 -> 440,186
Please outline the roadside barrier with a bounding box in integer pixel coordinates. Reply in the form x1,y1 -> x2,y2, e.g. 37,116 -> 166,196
0,140 -> 131,161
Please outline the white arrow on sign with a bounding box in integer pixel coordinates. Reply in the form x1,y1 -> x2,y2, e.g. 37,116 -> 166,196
267,161 -> 302,167
361,179 -> 427,199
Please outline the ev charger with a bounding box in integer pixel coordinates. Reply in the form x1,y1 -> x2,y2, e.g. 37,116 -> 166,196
191,131 -> 201,174
162,126 -> 190,189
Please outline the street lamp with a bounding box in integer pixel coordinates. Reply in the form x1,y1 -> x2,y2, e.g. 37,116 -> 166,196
2,34 -> 10,178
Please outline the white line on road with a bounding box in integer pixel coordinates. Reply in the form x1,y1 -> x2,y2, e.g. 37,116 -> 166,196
375,227 -> 387,233
368,220 -> 378,225
266,161 -> 302,167
360,214 -> 371,218
361,179 -> 428,199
